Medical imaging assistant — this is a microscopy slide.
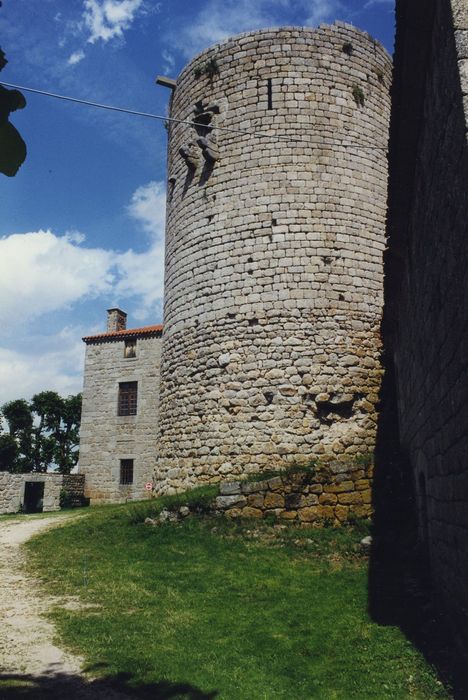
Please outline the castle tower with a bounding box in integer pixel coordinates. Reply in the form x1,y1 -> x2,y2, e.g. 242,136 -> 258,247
156,24 -> 392,493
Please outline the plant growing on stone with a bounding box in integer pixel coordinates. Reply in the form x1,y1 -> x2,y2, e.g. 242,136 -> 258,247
352,84 -> 365,107
375,68 -> 385,84
194,57 -> 219,81
354,452 -> 373,467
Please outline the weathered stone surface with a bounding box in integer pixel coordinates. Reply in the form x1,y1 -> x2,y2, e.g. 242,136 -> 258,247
327,481 -> 355,493
242,507 -> 263,519
0,472 -> 77,514
79,326 -> 162,504
284,493 -> 302,510
241,480 -> 269,494
247,494 -> 264,509
298,507 -> 319,522
337,492 -> 363,506
263,492 -> 285,509
216,494 -> 247,509
155,25 -> 391,491
267,477 -> 283,491
319,493 -> 338,506
334,505 -> 349,523
279,510 -> 297,520
219,481 -> 241,495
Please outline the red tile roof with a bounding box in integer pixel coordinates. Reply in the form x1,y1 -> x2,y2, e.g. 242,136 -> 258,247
83,324 -> 163,343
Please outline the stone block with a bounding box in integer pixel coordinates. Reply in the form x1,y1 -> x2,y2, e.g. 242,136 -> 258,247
279,510 -> 297,520
334,505 -> 349,523
319,493 -> 337,506
298,507 -> 319,522
327,481 -> 355,493
247,494 -> 265,509
241,480 -> 269,494
285,493 -> 302,509
219,482 -> 242,495
267,477 -> 283,491
337,492 -> 363,506
264,492 -> 285,509
225,508 -> 243,518
216,495 -> 247,509
242,507 -> 264,519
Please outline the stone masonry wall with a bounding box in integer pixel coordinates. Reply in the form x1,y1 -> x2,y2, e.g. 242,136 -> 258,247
0,472 -> 64,514
156,24 -> 391,494
0,472 -> 24,514
215,460 -> 373,524
62,474 -> 86,505
79,334 -> 162,503
386,0 -> 468,657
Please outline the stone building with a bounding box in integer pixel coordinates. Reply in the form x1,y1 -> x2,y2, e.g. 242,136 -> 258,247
0,473 -> 85,515
78,309 -> 162,503
156,23 -> 392,493
385,0 -> 468,661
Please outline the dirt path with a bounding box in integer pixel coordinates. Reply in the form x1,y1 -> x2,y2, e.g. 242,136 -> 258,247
0,515 -> 132,699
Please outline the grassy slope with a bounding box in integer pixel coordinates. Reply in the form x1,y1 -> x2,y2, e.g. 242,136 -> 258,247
25,504 -> 449,699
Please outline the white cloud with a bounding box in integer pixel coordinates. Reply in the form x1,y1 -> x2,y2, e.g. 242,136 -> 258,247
176,0 -> 343,57
364,0 -> 393,6
0,181 -> 166,400
119,180 -> 166,318
162,49 -> 175,74
126,180 -> 166,238
304,0 -> 343,25
83,0 -> 146,44
0,181 -> 166,328
68,49 -> 86,65
0,231 -> 115,326
0,335 -> 85,403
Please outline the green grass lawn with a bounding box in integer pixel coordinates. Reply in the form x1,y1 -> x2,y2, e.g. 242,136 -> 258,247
25,502 -> 449,700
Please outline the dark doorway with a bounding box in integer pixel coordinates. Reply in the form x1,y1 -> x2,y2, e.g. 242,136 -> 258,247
23,482 -> 44,513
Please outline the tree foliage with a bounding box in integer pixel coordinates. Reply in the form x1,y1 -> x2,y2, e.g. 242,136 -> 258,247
0,392 -> 82,473
0,46 -> 27,177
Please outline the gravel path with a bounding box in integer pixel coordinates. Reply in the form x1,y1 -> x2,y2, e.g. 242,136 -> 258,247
0,515 -> 132,699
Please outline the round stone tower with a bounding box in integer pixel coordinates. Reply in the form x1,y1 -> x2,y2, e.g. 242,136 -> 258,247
156,23 -> 392,493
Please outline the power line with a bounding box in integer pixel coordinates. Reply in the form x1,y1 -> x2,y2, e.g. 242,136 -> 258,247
0,80 -> 388,152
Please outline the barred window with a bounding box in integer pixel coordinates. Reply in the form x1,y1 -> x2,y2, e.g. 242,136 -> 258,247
120,459 -> 134,485
118,381 -> 137,416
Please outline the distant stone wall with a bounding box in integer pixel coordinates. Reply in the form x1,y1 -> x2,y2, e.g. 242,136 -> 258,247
0,472 -> 65,514
61,474 -> 86,506
215,460 -> 373,524
79,333 -> 162,503
0,473 -> 24,514
156,24 -> 391,494
386,0 -> 468,656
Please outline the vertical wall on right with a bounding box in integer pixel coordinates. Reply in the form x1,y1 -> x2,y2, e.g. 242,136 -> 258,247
386,0 -> 468,654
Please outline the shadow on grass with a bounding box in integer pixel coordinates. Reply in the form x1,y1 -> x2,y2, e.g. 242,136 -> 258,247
0,669 -> 217,700
369,357 -> 468,699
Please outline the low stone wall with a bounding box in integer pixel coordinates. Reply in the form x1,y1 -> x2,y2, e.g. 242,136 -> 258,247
0,472 -> 24,514
215,461 -> 372,524
0,472 -> 86,514
61,474 -> 86,506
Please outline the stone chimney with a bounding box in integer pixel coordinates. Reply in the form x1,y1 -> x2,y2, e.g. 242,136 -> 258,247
107,308 -> 127,333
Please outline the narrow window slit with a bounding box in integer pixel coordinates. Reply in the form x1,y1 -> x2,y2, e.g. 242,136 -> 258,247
267,79 -> 273,110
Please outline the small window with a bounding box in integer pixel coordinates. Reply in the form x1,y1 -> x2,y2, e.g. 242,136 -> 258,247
124,339 -> 136,358
267,78 -> 273,110
120,459 -> 134,484
118,381 -> 137,416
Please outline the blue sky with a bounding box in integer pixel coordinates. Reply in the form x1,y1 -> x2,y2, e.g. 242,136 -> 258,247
0,0 -> 394,402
